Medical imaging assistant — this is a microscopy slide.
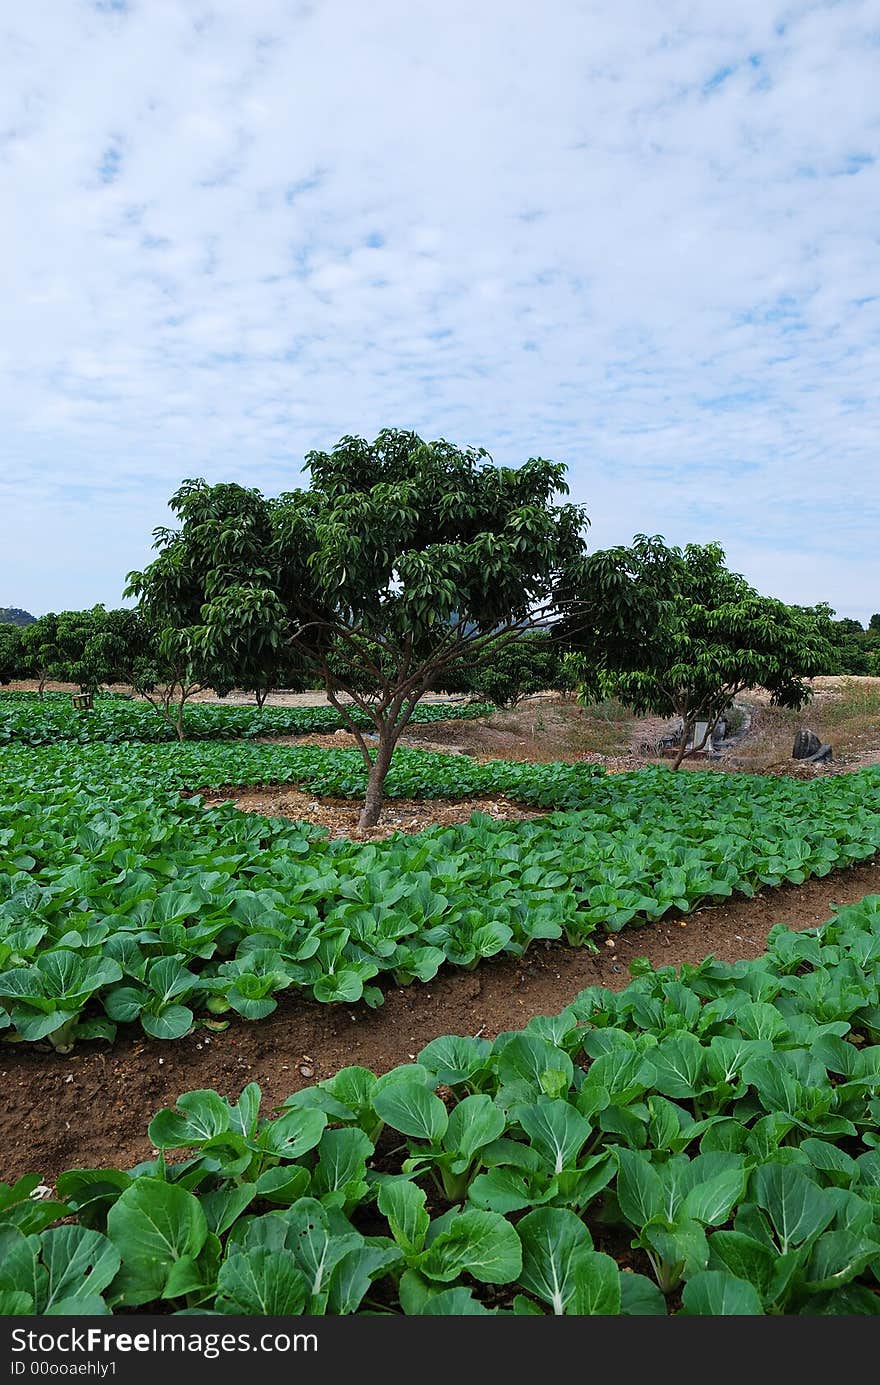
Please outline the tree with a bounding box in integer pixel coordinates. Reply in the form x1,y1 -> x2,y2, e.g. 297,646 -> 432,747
52,607 -> 112,692
126,482 -> 297,736
20,614 -> 61,696
869,614 -> 880,633
0,623 -> 22,684
804,608 -> 874,676
442,631 -> 563,707
563,535 -> 833,769
133,431 -> 588,825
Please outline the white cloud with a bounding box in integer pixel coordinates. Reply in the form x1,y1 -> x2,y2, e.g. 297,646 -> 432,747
1,0 -> 878,618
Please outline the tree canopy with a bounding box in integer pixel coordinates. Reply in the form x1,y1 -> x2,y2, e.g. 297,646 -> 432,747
563,534 -> 834,767
128,430 -> 589,824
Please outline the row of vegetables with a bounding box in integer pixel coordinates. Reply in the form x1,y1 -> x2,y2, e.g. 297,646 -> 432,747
4,894 -> 880,1314
0,693 -> 495,745
2,737 -> 880,1048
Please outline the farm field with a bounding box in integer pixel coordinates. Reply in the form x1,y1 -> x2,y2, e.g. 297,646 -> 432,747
4,893 -> 880,1315
2,691 -> 880,1314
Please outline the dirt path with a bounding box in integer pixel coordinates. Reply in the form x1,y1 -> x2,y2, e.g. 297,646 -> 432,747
3,854 -> 879,1184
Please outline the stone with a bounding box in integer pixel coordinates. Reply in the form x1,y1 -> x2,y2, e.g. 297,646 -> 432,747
805,743 -> 833,764
793,728 -> 822,760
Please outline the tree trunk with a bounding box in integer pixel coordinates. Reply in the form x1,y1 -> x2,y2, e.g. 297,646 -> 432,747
358,732 -> 397,831
671,718 -> 693,771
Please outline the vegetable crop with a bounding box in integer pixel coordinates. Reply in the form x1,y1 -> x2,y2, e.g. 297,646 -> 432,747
0,694 -> 495,746
2,737 -> 880,1048
5,895 -> 880,1315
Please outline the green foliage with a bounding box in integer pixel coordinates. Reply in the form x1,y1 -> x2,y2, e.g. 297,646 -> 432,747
2,727 -> 880,1045
0,691 -> 493,746
6,608 -> 161,697
126,481 -> 302,710
128,432 -> 589,822
0,625 -> 22,686
822,610 -> 880,676
565,536 -> 833,765
443,633 -> 564,707
9,894 -> 880,1314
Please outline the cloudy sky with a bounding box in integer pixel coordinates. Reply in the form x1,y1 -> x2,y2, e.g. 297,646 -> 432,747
2,0 -> 878,620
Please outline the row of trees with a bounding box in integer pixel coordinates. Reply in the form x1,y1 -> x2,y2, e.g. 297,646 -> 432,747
819,612 -> 880,676
0,430 -> 867,824
0,604 -> 574,709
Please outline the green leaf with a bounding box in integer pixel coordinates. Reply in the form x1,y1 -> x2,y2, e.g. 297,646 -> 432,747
378,1180 -> 429,1256
420,1210 -> 522,1285
649,1033 -> 704,1100
414,1286 -> 491,1314
619,1272 -> 667,1315
283,1199 -> 362,1301
445,1094 -> 506,1160
199,1185 -> 257,1237
258,1107 -> 327,1160
311,1128 -> 373,1205
707,1231 -> 776,1299
615,1148 -> 665,1228
682,1270 -> 764,1315
683,1166 -> 746,1227
253,1165 -> 311,1207
518,1100 -> 591,1175
372,1080 -> 448,1144
0,1290 -> 33,1314
106,1178 -> 208,1306
40,1227 -> 120,1313
141,1004 -> 193,1040
571,1251 -> 621,1315
496,1034 -> 574,1096
468,1167 -> 536,1214
804,1230 -> 880,1291
148,1090 -> 232,1149
516,1207 -> 592,1314
327,1245 -> 400,1314
752,1164 -> 836,1253
418,1035 -> 491,1085
216,1249 -> 307,1315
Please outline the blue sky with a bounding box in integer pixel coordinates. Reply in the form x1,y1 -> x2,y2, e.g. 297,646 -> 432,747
2,0 -> 879,620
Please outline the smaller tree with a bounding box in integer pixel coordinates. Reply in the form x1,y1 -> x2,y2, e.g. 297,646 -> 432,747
20,614 -> 61,696
444,632 -> 562,707
0,623 -> 22,684
564,535 -> 833,768
52,607 -> 113,692
126,482 -> 293,737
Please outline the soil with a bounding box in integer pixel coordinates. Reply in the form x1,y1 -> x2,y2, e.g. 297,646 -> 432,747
198,786 -> 544,840
3,853 -> 879,1185
3,681 -> 472,709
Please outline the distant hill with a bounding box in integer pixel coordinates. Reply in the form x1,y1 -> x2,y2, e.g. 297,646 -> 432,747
0,608 -> 36,626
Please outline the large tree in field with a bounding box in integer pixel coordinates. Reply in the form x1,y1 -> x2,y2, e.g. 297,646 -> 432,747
564,534 -> 833,769
133,431 -> 589,826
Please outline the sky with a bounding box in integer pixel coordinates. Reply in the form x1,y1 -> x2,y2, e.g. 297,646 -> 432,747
1,0 -> 879,622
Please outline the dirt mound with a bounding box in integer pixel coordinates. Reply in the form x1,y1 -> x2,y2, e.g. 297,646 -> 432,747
200,786 -> 544,839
